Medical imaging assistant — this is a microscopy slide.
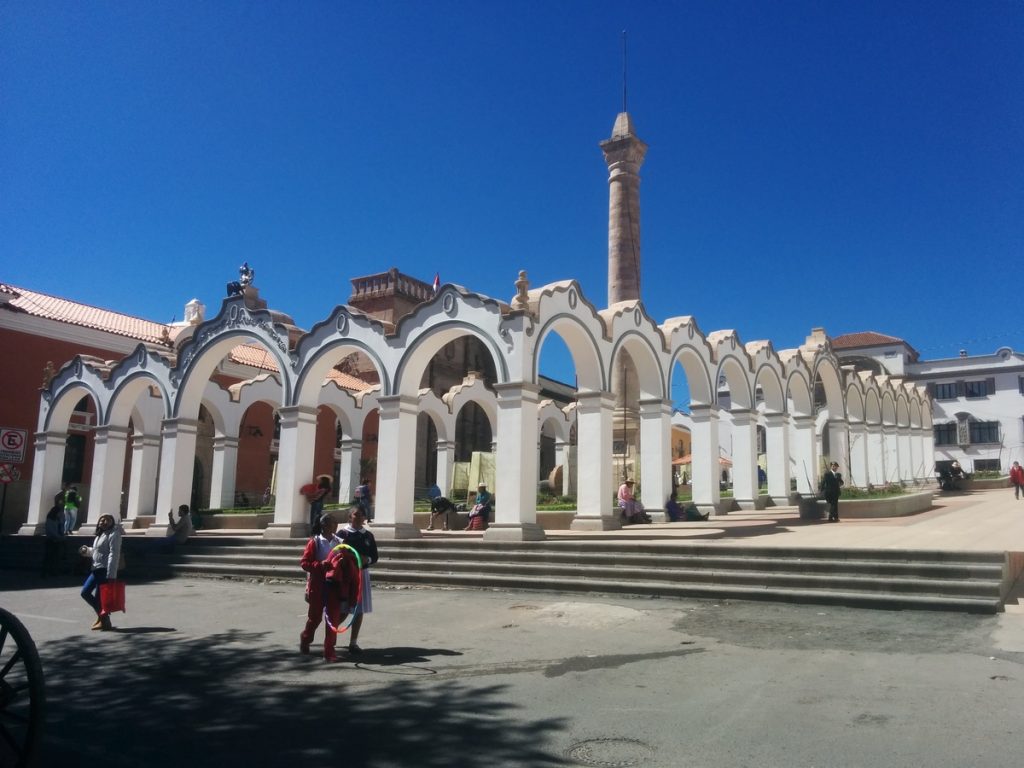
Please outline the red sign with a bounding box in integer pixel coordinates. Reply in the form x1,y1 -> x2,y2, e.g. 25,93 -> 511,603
0,463 -> 14,484
0,427 -> 27,463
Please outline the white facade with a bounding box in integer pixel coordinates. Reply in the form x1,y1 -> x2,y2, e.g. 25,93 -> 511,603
834,337 -> 1024,474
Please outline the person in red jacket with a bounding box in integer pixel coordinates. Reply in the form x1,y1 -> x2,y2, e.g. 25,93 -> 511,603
1010,461 -> 1024,500
299,514 -> 359,662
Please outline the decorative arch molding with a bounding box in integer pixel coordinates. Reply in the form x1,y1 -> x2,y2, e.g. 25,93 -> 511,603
443,375 -> 498,435
607,329 -> 667,401
538,399 -> 573,444
532,281 -> 609,392
663,316 -> 715,406
40,356 -> 113,431
170,298 -> 299,412
294,306 -> 393,407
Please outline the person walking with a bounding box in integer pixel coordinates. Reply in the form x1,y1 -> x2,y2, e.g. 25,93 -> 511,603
299,513 -> 344,661
337,507 -> 378,655
78,513 -> 123,631
354,477 -> 373,521
306,476 -> 332,536
1010,461 -> 1024,500
41,503 -> 65,576
819,461 -> 844,522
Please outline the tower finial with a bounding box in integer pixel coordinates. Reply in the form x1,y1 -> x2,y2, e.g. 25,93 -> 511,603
621,29 -> 628,113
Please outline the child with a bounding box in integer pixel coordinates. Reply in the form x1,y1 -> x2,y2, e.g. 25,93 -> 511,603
299,514 -> 341,661
337,507 -> 378,654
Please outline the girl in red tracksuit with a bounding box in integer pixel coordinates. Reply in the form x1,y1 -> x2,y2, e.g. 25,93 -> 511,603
299,514 -> 360,662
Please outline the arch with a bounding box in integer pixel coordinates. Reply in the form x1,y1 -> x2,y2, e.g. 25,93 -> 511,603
535,315 -> 605,392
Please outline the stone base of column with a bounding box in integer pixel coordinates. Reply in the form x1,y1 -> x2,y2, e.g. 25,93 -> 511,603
734,497 -> 769,511
570,514 -> 623,531
145,525 -> 171,537
770,495 -> 793,507
695,504 -> 721,517
17,523 -> 44,536
483,523 -> 546,541
263,522 -> 309,539
367,522 -> 422,540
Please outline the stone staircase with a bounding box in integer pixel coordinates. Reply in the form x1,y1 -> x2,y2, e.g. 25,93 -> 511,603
5,534 -> 1008,613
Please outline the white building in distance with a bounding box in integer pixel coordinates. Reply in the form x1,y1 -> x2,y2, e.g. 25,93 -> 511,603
833,332 -> 1024,474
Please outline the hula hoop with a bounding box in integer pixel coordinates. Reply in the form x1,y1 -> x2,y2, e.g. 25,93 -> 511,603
324,543 -> 363,635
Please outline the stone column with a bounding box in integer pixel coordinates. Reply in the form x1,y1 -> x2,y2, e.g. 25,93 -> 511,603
264,406 -> 318,538
866,423 -> 885,487
827,419 -> 850,479
689,405 -> 721,515
372,395 -> 421,539
730,408 -> 760,510
486,383 -> 544,541
209,435 -> 240,509
763,412 -> 791,506
337,438 -> 362,503
152,418 -> 199,536
848,422 -> 869,488
554,438 -> 570,496
20,431 -> 67,535
790,415 -> 818,495
921,428 -> 935,478
86,425 -> 131,530
434,439 -> 455,496
883,425 -> 899,485
896,425 -> 912,483
571,391 -> 620,530
125,433 -> 160,523
637,398 -> 673,522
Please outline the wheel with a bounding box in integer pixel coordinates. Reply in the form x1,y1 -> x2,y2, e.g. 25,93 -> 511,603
0,607 -> 46,767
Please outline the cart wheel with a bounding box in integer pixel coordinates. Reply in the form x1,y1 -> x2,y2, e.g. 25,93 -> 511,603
0,607 -> 46,767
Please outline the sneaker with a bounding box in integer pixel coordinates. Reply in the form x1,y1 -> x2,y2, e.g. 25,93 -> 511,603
323,652 -> 339,663
299,637 -> 311,655
347,643 -> 362,655
100,615 -> 113,631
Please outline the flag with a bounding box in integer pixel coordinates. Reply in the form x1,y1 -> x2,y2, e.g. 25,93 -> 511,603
432,273 -> 440,294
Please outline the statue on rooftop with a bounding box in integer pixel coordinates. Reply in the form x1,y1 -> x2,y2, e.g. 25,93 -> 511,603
227,262 -> 255,297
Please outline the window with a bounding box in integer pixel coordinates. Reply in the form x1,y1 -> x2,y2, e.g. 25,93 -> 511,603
934,423 -> 958,446
964,380 -> 990,398
974,459 -> 1001,472
968,421 -> 1000,444
934,382 -> 958,400
1018,376 -> 1024,395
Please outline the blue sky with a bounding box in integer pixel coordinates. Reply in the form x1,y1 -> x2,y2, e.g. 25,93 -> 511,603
2,1 -> 1022,388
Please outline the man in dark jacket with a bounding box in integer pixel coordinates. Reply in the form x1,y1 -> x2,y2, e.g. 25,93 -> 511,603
819,462 -> 844,522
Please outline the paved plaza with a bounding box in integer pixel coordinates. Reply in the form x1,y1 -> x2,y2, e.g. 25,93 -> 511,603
3,487 -> 1024,768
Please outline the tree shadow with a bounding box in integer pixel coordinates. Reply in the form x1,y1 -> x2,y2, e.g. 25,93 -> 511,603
36,630 -> 571,767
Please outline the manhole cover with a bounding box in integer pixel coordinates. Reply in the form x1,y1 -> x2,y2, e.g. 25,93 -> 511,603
566,737 -> 655,767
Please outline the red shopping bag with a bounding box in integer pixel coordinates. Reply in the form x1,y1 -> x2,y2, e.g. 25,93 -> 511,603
99,579 -> 126,614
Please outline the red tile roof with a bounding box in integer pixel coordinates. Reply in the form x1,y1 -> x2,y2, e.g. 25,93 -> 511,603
4,283 -> 372,392
4,284 -> 170,344
831,331 -> 907,349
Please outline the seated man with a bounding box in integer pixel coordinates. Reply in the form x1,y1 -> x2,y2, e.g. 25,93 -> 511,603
665,492 -> 709,522
166,504 -> 194,545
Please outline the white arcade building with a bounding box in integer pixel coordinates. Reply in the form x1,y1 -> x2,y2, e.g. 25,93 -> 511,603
21,111 -> 933,541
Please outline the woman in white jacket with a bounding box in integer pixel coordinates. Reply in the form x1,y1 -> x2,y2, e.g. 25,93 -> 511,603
78,513 -> 122,631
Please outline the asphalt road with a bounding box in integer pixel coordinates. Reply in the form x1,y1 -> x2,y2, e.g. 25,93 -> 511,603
2,571 -> 1023,768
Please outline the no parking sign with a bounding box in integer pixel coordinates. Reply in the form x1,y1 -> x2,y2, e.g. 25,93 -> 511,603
0,427 -> 27,464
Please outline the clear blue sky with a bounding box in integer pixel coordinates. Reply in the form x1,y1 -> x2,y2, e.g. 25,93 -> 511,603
2,1 -> 1022,380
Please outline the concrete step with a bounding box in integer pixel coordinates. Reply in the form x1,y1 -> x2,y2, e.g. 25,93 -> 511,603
2,534 -> 1010,613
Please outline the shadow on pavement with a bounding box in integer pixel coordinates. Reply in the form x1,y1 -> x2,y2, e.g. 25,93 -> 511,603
36,629 -> 571,767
